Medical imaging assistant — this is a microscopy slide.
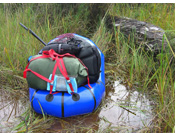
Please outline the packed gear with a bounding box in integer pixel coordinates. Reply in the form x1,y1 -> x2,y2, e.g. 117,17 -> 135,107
23,49 -> 91,94
20,23 -> 105,118
42,33 -> 101,83
42,38 -> 82,55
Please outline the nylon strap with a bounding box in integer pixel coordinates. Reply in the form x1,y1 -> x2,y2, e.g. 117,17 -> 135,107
24,69 -> 53,83
58,58 -> 74,92
23,49 -> 92,95
50,57 -> 58,94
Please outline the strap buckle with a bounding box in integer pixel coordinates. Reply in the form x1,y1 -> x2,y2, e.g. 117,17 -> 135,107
66,79 -> 71,84
47,75 -> 57,92
50,80 -> 54,85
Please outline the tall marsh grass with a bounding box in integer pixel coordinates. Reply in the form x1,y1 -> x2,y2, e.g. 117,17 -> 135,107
0,4 -> 92,72
93,3 -> 175,132
0,3 -> 175,132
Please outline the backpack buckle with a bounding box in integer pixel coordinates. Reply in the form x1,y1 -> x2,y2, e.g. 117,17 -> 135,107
47,74 -> 78,95
66,79 -> 71,84
47,74 -> 57,92
51,81 -> 54,85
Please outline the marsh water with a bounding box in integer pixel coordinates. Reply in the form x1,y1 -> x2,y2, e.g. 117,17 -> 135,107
0,80 -> 154,132
0,89 -> 28,132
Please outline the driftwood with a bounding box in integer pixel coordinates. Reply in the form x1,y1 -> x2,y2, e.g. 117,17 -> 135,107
107,17 -> 167,53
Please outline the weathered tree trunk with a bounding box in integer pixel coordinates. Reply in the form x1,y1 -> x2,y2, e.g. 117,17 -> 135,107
107,17 -> 167,54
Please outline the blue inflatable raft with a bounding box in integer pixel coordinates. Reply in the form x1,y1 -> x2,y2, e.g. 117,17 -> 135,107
29,34 -> 105,117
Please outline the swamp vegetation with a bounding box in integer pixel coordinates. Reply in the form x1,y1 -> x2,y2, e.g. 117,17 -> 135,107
0,3 -> 175,132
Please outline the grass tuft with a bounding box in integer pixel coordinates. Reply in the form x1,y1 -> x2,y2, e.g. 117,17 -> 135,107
0,3 -> 175,132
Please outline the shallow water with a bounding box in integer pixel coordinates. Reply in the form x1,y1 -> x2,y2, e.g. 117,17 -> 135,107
0,90 -> 28,132
0,80 -> 154,132
98,80 -> 154,132
48,80 -> 154,132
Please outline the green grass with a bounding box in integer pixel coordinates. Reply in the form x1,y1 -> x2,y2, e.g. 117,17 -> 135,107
110,3 -> 175,30
93,3 -> 175,132
0,3 -> 175,132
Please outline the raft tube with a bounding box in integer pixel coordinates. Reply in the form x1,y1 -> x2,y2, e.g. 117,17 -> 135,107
29,34 -> 105,117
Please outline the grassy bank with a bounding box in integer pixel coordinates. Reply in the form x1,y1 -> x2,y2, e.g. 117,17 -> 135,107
0,3 -> 175,132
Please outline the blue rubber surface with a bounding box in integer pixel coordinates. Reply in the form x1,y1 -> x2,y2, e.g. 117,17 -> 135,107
29,34 -> 105,117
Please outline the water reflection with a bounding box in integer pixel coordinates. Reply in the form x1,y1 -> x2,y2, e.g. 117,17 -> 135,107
48,80 -> 154,132
0,90 -> 28,132
98,81 -> 154,132
0,80 -> 154,132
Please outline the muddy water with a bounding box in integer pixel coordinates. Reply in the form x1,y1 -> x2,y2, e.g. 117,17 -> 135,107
0,90 -> 28,132
48,80 -> 154,132
98,81 -> 154,132
0,80 -> 154,132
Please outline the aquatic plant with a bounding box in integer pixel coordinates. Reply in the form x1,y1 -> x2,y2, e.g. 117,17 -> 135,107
0,3 -> 175,132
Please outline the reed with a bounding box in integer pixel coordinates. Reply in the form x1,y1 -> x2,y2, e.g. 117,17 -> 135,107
0,3 -> 175,132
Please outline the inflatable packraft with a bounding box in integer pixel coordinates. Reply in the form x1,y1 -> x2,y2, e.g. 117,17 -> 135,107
27,33 -> 105,117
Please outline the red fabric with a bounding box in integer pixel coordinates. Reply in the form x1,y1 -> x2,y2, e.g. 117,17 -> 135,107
24,68 -> 53,83
55,33 -> 74,43
23,49 -> 92,95
50,57 -> 58,94
73,56 -> 92,89
58,58 -> 74,92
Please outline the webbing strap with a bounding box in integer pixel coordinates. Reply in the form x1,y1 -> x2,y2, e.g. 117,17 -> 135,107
24,69 -> 53,83
71,55 -> 92,89
23,49 -> 91,95
58,58 -> 74,92
23,55 -> 52,78
49,57 -> 74,94
50,57 -> 58,94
